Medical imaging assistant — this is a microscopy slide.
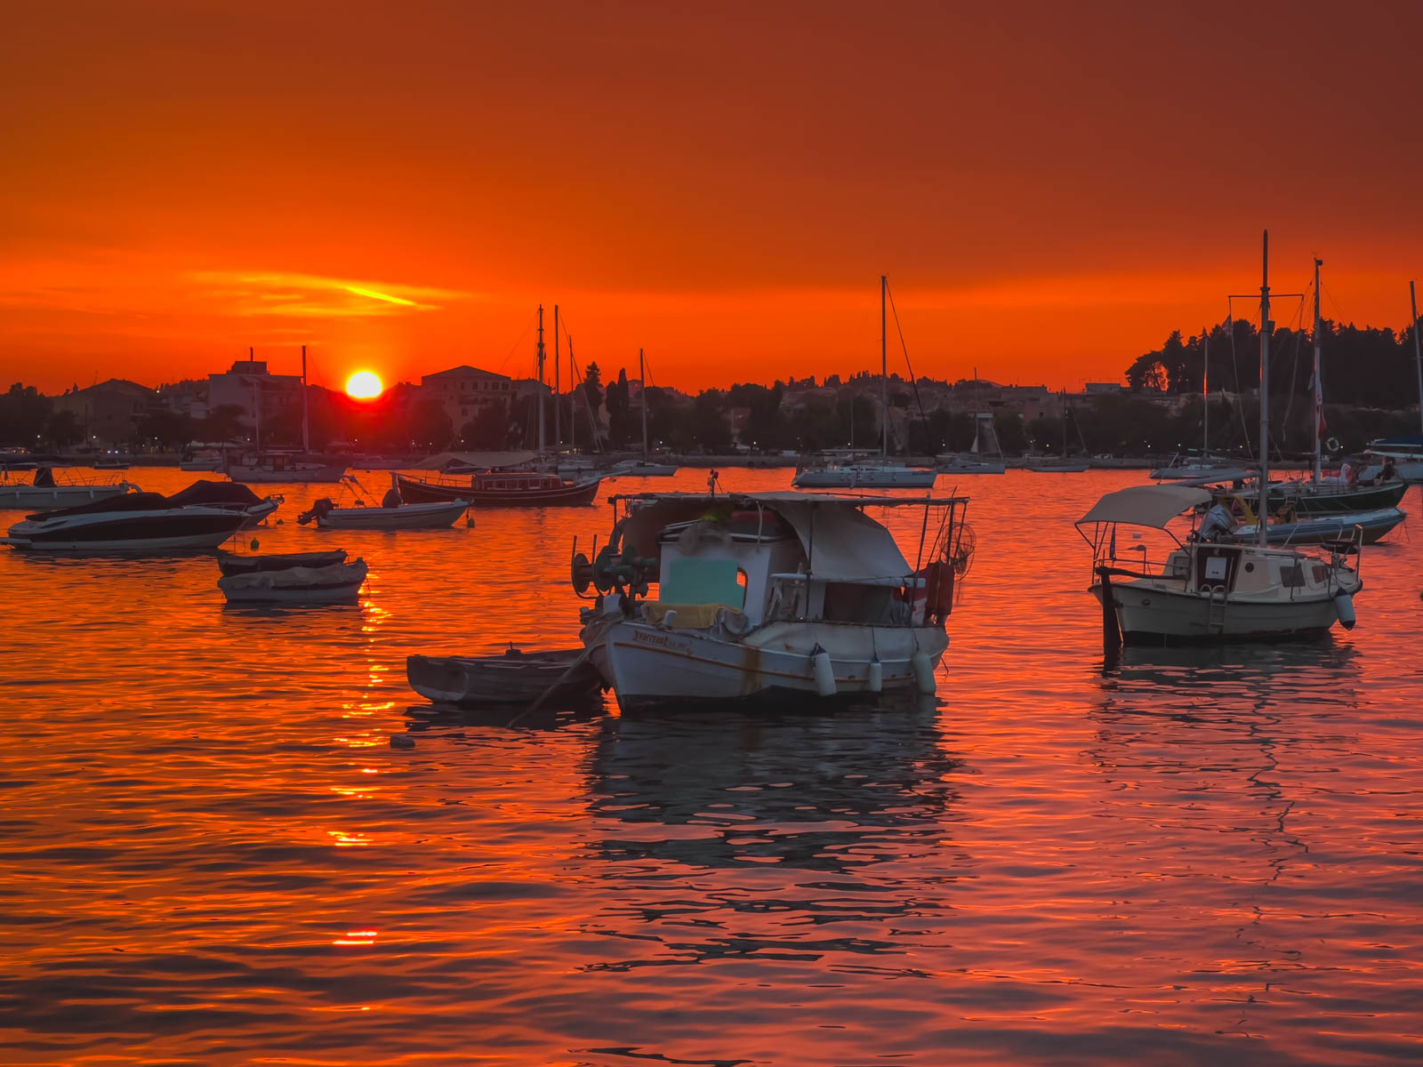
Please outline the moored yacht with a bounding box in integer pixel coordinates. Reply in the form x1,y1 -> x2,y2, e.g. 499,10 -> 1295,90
573,489 -> 973,709
0,466 -> 136,510
225,451 -> 347,484
4,492 -> 248,552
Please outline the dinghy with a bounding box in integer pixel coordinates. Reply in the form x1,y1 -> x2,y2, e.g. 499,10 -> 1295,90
217,549 -> 368,603
407,648 -> 603,706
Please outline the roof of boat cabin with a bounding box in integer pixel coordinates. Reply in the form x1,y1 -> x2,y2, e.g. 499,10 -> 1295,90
1077,484 -> 1212,528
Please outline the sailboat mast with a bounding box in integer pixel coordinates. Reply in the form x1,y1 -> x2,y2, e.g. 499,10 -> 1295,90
1202,334 -> 1209,457
553,306 -> 561,451
640,348 -> 648,461
536,305 -> 546,464
1313,259 -> 1324,484
1257,231 -> 1272,547
568,336 -> 576,452
1412,281 -> 1423,437
301,344 -> 309,455
880,274 -> 888,459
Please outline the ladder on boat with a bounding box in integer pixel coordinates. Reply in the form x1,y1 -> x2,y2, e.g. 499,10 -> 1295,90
1205,586 -> 1229,635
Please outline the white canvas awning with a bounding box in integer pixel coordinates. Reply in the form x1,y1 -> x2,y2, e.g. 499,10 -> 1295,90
769,500 -> 912,582
1077,484 -> 1212,528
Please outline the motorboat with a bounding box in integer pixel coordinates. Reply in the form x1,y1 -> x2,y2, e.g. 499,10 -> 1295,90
1363,436 -> 1423,481
610,459 -> 680,477
225,451 -> 347,484
1149,453 -> 1251,482
0,466 -> 137,510
1025,457 -> 1090,473
407,647 -> 603,706
1078,484 -> 1362,644
793,462 -> 939,488
4,492 -> 248,553
162,479 -> 282,529
298,495 -> 470,530
573,489 -> 974,709
179,448 -> 227,472
216,548 -> 368,603
92,455 -> 131,470
397,469 -> 601,507
1209,487 -> 1404,546
936,453 -> 1006,475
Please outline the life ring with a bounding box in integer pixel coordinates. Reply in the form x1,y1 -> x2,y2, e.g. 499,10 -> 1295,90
1325,436 -> 1340,453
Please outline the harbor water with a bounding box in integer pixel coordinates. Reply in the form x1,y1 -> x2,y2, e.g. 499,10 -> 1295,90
1,468 -> 1420,1065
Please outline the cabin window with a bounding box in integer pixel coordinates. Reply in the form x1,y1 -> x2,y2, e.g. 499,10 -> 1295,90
821,583 -> 896,624
1281,563 -> 1306,588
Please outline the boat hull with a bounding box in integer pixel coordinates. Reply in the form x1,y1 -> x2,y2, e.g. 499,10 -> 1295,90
315,501 -> 469,530
1227,507 -> 1405,546
6,508 -> 246,553
407,651 -> 602,706
397,474 -> 600,507
793,468 -> 938,488
1093,582 -> 1348,643
1271,480 -> 1408,514
218,560 -> 368,602
589,618 -> 948,710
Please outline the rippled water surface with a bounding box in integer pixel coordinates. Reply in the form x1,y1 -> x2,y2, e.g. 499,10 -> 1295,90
1,468 -> 1420,1065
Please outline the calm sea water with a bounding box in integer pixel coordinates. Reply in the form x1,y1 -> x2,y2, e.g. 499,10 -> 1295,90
1,468 -> 1420,1066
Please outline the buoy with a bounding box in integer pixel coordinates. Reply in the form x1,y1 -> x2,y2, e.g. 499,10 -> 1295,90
811,651 -> 836,697
389,734 -> 415,749
1334,591 -> 1356,630
911,651 -> 935,695
867,659 -> 883,693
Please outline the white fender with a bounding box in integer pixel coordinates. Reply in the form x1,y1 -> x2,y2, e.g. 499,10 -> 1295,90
911,651 -> 935,694
1334,592 -> 1356,630
661,609 -> 678,629
867,660 -> 883,693
812,651 -> 836,697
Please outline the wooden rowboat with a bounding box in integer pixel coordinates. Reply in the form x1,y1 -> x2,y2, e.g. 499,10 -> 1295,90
407,648 -> 603,706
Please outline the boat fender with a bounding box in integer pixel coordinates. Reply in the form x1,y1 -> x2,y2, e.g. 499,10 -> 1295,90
811,650 -> 836,697
867,659 -> 883,693
1334,591 -> 1356,630
911,650 -> 935,695
662,609 -> 678,629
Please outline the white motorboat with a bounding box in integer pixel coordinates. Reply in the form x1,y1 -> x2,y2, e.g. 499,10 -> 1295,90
1149,453 -> 1250,482
0,466 -> 137,510
298,497 -> 470,530
4,493 -> 248,553
225,452 -> 347,484
216,549 -> 368,603
936,453 -> 1006,475
573,489 -> 973,709
1360,438 -> 1423,482
793,463 -> 939,488
611,459 -> 680,477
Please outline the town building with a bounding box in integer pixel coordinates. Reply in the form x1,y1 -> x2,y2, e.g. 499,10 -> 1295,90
207,359 -> 303,438
52,379 -> 156,446
419,365 -> 553,430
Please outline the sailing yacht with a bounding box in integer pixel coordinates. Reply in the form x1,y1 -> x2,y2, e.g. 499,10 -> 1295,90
1080,233 -> 1363,645
793,276 -> 937,489
1149,335 -> 1251,481
611,349 -> 679,477
937,411 -> 1007,474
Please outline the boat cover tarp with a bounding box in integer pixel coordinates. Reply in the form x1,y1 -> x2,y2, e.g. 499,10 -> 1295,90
1077,485 -> 1212,528
411,450 -> 538,472
27,491 -> 169,521
167,480 -> 265,507
614,494 -> 915,583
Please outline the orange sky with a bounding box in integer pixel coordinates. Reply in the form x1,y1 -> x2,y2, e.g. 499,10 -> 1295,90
3,1 -> 1422,394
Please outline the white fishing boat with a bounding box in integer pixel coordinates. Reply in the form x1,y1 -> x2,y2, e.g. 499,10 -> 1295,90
1079,234 -> 1363,647
298,483 -> 470,530
4,493 -> 248,553
0,466 -> 137,510
216,548 -> 368,603
572,489 -> 973,709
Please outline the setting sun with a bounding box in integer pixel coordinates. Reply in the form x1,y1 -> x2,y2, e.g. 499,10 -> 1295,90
345,370 -> 383,400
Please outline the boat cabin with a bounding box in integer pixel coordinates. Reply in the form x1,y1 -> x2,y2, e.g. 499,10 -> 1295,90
473,471 -> 568,492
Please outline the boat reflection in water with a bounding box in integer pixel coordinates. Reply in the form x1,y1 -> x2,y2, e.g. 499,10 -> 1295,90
580,695 -> 965,970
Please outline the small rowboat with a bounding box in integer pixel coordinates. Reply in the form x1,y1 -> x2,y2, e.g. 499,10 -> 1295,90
407,648 -> 603,706
217,549 -> 367,603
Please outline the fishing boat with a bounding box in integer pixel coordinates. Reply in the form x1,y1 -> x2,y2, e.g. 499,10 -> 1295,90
397,469 -> 600,507
572,488 -> 973,709
224,451 -> 347,484
407,647 -> 603,706
4,492 -> 248,552
792,277 -> 937,490
0,466 -> 137,510
1079,235 -> 1363,646
216,548 -> 368,603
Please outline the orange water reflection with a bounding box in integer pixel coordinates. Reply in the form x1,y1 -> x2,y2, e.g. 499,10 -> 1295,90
0,468 -> 1419,1065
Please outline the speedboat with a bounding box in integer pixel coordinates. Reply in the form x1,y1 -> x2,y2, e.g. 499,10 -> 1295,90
1149,453 -> 1251,482
1209,487 -> 1404,546
0,466 -> 136,510
397,470 -> 601,507
216,548 -> 368,603
298,497 -> 470,530
792,462 -> 938,488
1077,484 -> 1362,644
573,490 -> 973,709
162,479 -> 283,529
4,492 -> 248,553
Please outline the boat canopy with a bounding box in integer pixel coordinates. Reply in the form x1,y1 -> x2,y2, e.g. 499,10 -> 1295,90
1076,484 -> 1212,529
610,492 -> 962,583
